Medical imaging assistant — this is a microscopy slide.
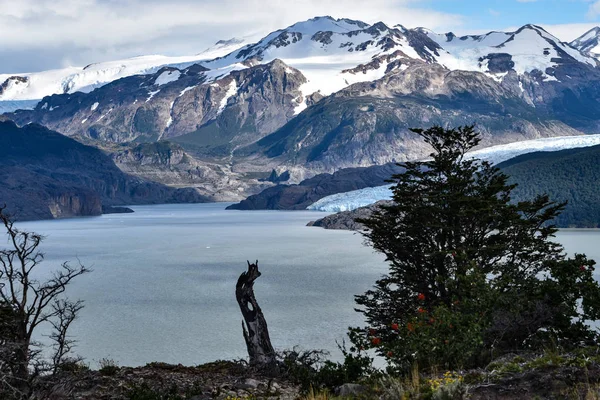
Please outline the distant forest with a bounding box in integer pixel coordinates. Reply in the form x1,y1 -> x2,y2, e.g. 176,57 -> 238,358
498,144 -> 600,228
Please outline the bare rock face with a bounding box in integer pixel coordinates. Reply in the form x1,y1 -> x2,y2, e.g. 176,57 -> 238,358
253,59 -> 593,175
48,192 -> 103,219
8,60 -> 309,157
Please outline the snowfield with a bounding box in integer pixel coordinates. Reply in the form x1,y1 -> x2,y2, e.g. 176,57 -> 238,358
3,17 -> 596,114
307,134 -> 600,213
0,38 -> 247,112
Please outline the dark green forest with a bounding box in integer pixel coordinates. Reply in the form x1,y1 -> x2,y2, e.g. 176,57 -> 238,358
498,144 -> 600,228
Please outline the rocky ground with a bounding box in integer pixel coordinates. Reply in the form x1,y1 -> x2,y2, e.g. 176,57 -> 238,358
32,356 -> 600,400
36,361 -> 300,400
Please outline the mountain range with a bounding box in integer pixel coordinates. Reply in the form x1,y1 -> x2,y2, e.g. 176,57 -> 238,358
4,17 -> 600,207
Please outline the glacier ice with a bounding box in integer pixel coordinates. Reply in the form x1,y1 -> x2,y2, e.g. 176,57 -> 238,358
307,134 -> 600,213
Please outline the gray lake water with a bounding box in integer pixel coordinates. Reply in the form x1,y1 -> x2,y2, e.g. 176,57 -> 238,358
12,204 -> 600,368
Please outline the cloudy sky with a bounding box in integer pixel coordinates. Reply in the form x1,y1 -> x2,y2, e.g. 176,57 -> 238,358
1,0 -> 600,73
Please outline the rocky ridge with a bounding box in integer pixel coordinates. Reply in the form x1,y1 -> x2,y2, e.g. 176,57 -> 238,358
0,121 -> 208,221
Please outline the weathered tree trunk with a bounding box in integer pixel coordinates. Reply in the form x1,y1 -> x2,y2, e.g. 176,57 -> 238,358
235,261 -> 277,369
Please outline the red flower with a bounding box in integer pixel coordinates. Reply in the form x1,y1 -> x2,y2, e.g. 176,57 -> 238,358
452,252 -> 457,257
418,307 -> 427,314
371,337 -> 381,346
387,351 -> 394,357
368,328 -> 376,336
417,293 -> 426,301
391,323 -> 399,331
407,323 -> 415,332
580,266 -> 587,272
429,318 -> 435,324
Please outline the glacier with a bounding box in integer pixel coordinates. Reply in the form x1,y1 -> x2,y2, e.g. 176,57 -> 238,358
307,134 -> 600,213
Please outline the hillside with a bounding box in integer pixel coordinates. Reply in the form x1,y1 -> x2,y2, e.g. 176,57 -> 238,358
0,121 -> 207,220
498,144 -> 600,227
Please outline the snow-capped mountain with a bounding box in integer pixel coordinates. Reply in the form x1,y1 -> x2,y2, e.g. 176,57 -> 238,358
202,17 -> 443,111
307,134 -> 600,213
3,16 -> 595,114
0,38 -> 247,111
571,27 -> 600,56
425,24 -> 596,81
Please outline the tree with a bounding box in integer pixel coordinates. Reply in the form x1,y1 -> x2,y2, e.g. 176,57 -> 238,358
0,206 -> 90,398
235,260 -> 278,372
351,126 -> 600,371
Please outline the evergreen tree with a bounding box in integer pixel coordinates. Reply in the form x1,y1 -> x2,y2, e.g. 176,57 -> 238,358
351,126 -> 600,371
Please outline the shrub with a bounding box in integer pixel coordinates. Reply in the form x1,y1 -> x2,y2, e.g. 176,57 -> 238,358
352,126 -> 600,372
98,358 -> 120,376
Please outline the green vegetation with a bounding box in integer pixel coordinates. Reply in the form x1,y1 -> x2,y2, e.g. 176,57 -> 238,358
498,144 -> 600,227
350,126 -> 600,372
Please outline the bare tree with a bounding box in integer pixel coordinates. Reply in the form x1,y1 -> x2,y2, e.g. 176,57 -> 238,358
235,260 -> 277,371
0,206 -> 90,397
49,299 -> 85,375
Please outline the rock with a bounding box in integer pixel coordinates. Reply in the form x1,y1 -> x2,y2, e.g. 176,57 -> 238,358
308,201 -> 392,230
102,206 -> 135,215
235,378 -> 261,390
335,383 -> 367,397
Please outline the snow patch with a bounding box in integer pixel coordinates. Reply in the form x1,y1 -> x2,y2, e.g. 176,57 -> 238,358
154,70 -> 181,86
81,118 -> 87,124
146,89 -> 160,102
179,85 -> 197,97
218,80 -> 238,114
166,101 -> 175,128
91,102 -> 99,111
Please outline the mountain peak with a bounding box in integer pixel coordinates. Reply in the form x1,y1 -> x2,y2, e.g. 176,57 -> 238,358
282,16 -> 369,34
571,27 -> 600,55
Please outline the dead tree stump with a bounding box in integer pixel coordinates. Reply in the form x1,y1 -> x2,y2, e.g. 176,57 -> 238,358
235,260 -> 277,369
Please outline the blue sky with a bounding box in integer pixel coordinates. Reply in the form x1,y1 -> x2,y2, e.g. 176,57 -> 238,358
0,0 -> 599,73
430,0 -> 596,31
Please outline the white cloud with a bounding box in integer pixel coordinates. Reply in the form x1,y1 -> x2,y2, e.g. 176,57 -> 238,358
0,0 -> 465,73
543,23 -> 600,42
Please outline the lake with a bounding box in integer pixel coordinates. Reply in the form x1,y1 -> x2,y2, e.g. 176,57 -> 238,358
12,204 -> 600,368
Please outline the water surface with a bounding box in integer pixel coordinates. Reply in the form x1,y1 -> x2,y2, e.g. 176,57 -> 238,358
15,204 -> 600,367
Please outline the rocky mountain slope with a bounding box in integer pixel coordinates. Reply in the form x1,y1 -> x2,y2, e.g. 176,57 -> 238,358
110,141 -> 273,201
0,121 -> 207,221
8,60 -> 307,152
571,27 -> 600,56
5,18 -> 600,202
